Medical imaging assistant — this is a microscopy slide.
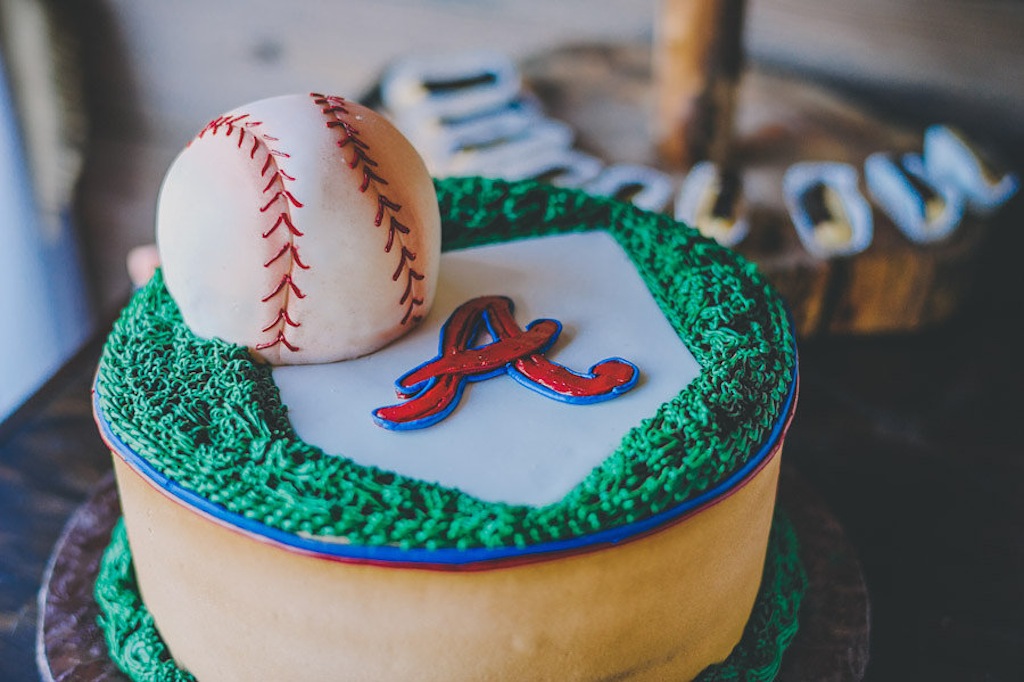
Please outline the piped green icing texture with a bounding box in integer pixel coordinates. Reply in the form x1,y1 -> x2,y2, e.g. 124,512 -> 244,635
95,177 -> 795,550
95,513 -> 806,682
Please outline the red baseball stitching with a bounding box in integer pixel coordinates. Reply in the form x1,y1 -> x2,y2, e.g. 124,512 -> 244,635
311,93 -> 426,326
196,113 -> 307,354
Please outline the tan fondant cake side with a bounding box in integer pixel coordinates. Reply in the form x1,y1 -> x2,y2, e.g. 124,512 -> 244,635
112,449 -> 782,682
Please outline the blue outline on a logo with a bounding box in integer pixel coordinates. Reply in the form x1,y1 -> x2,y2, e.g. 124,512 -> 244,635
372,297 -> 640,431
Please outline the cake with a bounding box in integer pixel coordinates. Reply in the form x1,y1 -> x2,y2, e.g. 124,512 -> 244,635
92,92 -> 803,681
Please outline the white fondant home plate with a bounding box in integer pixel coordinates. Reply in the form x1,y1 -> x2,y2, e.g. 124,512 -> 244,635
273,232 -> 700,506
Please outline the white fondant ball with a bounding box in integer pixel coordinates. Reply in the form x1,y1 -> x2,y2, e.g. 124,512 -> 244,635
157,93 -> 441,365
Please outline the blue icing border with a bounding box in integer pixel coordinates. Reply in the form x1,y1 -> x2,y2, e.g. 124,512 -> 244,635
94,353 -> 795,568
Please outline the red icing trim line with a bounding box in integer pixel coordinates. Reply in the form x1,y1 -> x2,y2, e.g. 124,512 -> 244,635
264,243 -> 309,269
195,112 -> 307,354
311,93 -> 427,326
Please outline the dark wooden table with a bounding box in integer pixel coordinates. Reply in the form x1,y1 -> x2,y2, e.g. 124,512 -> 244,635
2,207 -> 1022,682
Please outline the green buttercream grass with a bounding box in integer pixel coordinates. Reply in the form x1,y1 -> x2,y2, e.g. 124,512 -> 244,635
95,177 -> 796,550
95,512 -> 806,682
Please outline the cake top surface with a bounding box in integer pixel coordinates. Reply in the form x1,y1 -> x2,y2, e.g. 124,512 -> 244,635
273,230 -> 701,507
95,177 -> 796,562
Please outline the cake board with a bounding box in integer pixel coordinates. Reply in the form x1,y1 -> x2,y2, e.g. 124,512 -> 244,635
36,465 -> 869,681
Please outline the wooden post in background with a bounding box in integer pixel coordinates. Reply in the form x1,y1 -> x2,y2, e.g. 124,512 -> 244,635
653,0 -> 747,170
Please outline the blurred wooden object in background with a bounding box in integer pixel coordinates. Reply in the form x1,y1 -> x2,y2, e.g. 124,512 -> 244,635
653,0 -> 747,171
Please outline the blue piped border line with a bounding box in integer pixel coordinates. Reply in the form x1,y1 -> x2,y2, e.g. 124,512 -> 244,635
93,354 -> 797,571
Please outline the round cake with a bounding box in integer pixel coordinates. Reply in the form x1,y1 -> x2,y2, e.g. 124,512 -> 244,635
92,93 -> 802,681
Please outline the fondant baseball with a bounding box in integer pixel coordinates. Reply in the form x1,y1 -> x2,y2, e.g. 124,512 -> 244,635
156,93 -> 441,365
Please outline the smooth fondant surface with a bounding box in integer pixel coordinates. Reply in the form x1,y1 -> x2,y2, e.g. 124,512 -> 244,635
157,93 -> 441,365
273,232 -> 701,506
